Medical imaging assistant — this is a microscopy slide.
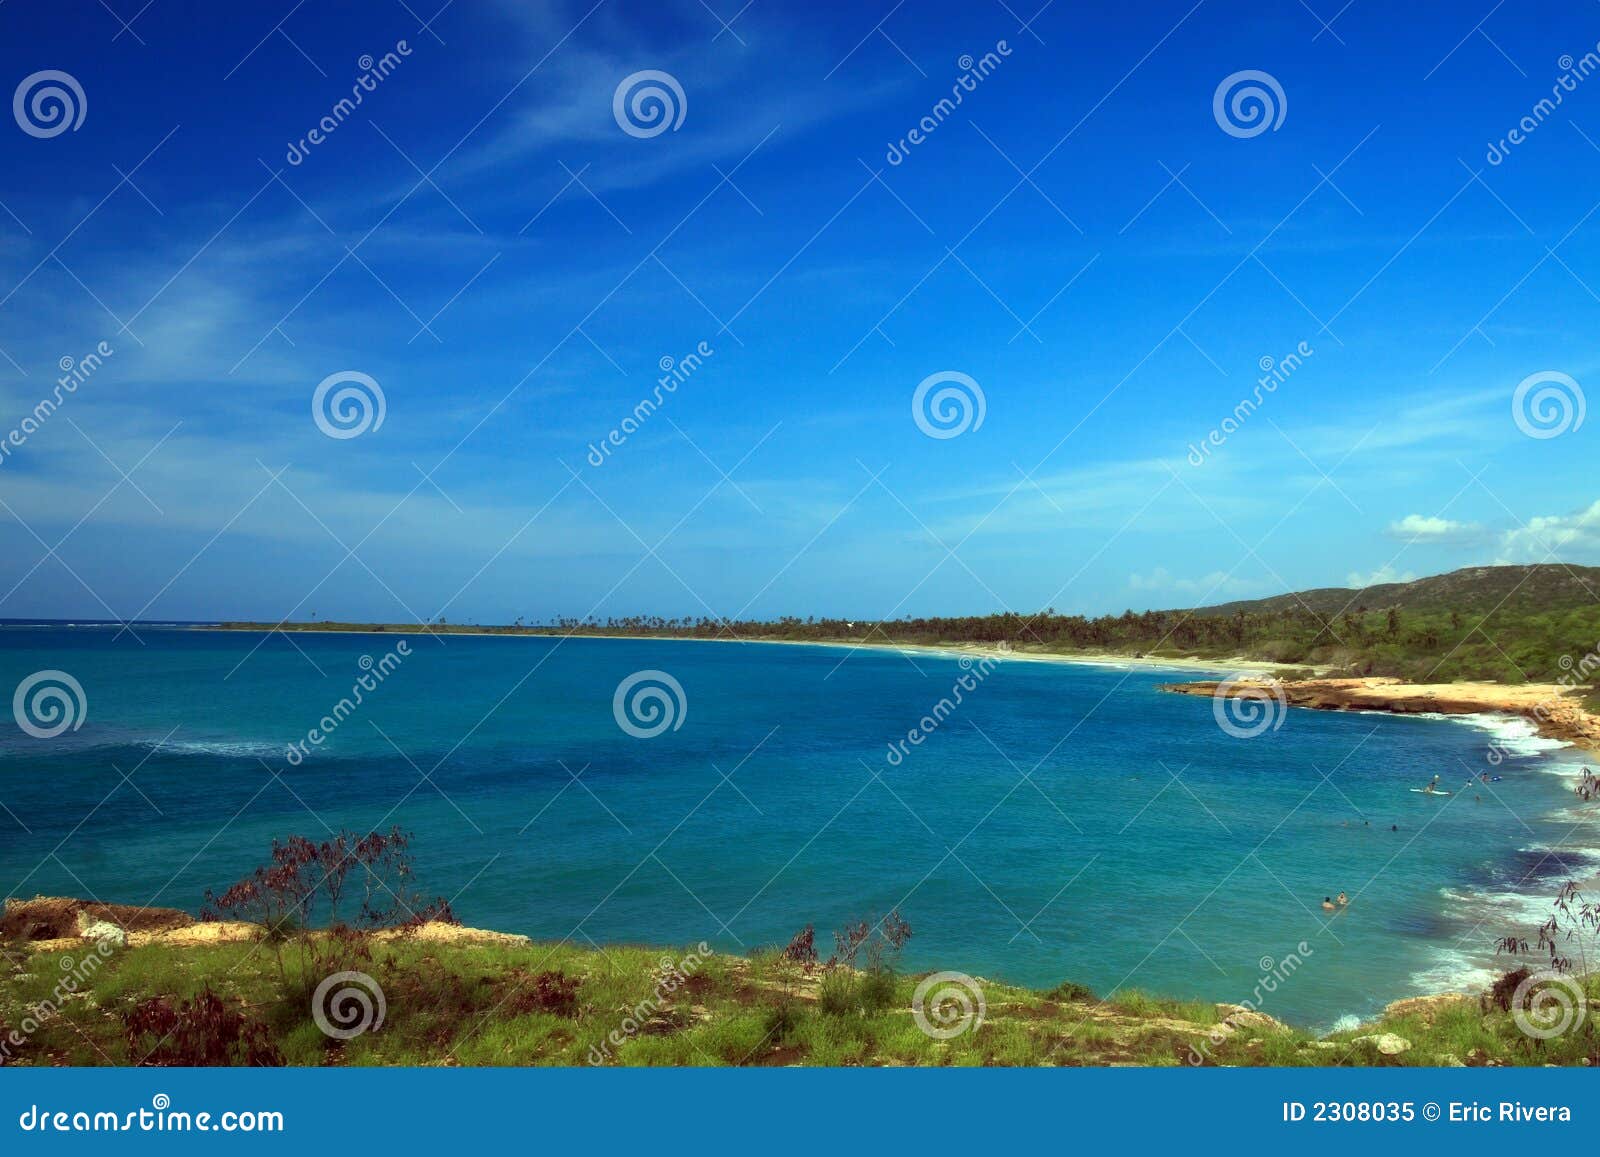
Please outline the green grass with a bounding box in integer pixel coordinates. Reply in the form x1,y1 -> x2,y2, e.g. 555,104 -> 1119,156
4,932 -> 1597,1067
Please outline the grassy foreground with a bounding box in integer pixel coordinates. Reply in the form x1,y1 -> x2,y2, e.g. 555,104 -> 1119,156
4,929 -> 1596,1067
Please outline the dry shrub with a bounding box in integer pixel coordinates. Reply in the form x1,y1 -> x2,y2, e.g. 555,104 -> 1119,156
506,970 -> 581,1017
123,987 -> 283,1067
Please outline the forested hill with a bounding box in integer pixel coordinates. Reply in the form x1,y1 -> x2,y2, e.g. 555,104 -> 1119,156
1192,565 -> 1600,618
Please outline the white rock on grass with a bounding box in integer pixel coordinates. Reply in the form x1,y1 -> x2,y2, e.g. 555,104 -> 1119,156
73,911 -> 128,949
1351,1032 -> 1411,1055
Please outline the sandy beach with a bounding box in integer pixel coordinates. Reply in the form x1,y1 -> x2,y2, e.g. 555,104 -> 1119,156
860,640 -> 1276,675
199,624 -> 1277,676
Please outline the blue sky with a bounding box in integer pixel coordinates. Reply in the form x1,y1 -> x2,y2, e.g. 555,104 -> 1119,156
0,0 -> 1598,625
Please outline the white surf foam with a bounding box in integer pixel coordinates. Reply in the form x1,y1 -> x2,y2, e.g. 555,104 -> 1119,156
1408,948 -> 1499,997
1458,712 -> 1574,755
1438,885 -> 1559,926
152,738 -> 281,759
1336,706 -> 1600,1000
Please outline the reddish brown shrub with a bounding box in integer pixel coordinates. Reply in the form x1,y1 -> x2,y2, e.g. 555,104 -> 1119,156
123,987 -> 283,1067
780,924 -> 817,971
506,970 -> 581,1017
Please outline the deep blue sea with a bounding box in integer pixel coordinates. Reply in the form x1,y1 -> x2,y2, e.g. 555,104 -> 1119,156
2,627 -> 1594,1029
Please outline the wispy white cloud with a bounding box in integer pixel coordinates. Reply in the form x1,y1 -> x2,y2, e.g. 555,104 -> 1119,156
425,3 -> 905,202
1384,513 -> 1485,544
1128,567 -> 1265,598
1346,564 -> 1416,588
1495,498 -> 1600,563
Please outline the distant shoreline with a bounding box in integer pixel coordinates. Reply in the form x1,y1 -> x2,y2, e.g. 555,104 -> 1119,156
192,622 -> 1278,676
191,621 -> 1600,757
63,621 -> 1600,752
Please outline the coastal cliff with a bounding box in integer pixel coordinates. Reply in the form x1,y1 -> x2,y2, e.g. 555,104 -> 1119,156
1161,676 -> 1600,755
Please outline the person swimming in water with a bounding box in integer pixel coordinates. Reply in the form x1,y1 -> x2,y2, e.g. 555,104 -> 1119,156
1321,896 -> 1336,911
1336,892 -> 1348,906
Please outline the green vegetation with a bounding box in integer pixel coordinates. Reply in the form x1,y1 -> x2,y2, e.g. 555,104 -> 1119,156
216,564 -> 1600,693
5,837 -> 1598,1068
3,931 -> 1596,1067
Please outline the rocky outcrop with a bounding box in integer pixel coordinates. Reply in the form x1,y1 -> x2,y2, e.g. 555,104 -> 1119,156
1351,1032 -> 1412,1055
1161,677 -> 1600,752
1215,1003 -> 1289,1033
1382,993 -> 1476,1023
1,896 -> 192,942
4,897 -> 523,954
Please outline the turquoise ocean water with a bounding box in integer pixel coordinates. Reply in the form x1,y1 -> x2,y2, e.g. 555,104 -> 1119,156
1,626 -> 1593,1029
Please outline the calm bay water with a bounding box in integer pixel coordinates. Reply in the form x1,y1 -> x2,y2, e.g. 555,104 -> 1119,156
1,627 -> 1593,1029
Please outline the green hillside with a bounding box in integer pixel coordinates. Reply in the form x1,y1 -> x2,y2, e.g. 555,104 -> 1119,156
1194,565 -> 1600,619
